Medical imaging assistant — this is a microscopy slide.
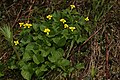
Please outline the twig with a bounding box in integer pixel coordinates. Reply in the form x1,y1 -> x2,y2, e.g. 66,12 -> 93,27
105,32 -> 110,80
0,52 -> 7,60
54,72 -> 62,80
12,5 -> 23,28
43,70 -> 52,79
27,0 -> 36,23
66,40 -> 74,58
78,26 -> 103,52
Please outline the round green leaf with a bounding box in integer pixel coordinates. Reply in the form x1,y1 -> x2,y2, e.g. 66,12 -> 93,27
33,54 -> 44,64
21,70 -> 32,80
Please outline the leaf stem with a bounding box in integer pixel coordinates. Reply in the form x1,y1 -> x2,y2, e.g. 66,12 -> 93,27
13,46 -> 20,60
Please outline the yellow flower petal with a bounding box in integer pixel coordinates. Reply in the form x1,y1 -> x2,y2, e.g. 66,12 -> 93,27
23,23 -> 27,28
47,32 -> 49,35
19,22 -> 24,27
14,40 -> 19,45
46,15 -> 52,20
27,24 -> 32,28
70,5 -> 75,10
23,23 -> 32,28
85,17 -> 89,21
60,19 -> 66,24
69,27 -> 76,32
64,24 -> 69,28
44,28 -> 50,35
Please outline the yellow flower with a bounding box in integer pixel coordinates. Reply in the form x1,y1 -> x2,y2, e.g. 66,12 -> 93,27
46,15 -> 52,20
14,40 -> 19,45
23,23 -> 27,28
19,22 -> 24,27
23,23 -> 32,28
70,5 -> 75,10
69,27 -> 76,32
85,17 -> 89,21
64,24 -> 69,28
44,28 -> 50,35
60,19 -> 66,24
27,24 -> 32,28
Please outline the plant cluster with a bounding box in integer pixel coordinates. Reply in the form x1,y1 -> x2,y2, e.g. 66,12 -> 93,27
14,5 -> 91,80
1,4 -> 91,80
0,0 -> 119,80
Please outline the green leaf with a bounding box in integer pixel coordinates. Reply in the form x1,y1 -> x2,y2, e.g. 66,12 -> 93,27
21,63 -> 33,71
48,50 -> 61,63
57,59 -> 70,69
35,64 -> 47,76
33,54 -> 44,64
45,61 -> 54,68
40,64 -> 48,71
8,65 -> 17,70
40,24 -> 45,31
52,37 -> 66,47
32,23 -> 39,32
0,72 -> 4,77
51,65 -> 56,70
0,24 -> 13,45
60,59 -> 70,66
48,55 -> 56,63
91,65 -> 96,78
52,37 -> 60,44
33,43 -> 40,50
62,73 -> 67,77
41,50 -> 49,57
20,35 -> 33,45
45,40 -> 51,46
37,34 -> 43,40
23,50 -> 33,61
21,70 -> 32,80
52,11 -> 61,21
20,38 -> 30,45
68,67 -> 74,73
62,29 -> 68,35
75,63 -> 84,70
84,26 -> 90,32
77,36 -> 87,44
58,37 -> 66,47
33,36 -> 38,41
35,69 -> 44,76
18,60 -> 25,67
25,43 -> 34,50
25,43 -> 40,53
79,16 -> 85,25
33,55 -> 40,64
57,48 -> 64,57
71,10 -> 79,15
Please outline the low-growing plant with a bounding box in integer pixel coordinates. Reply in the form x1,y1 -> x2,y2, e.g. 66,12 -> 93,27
14,4 -> 91,80
0,24 -> 20,60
